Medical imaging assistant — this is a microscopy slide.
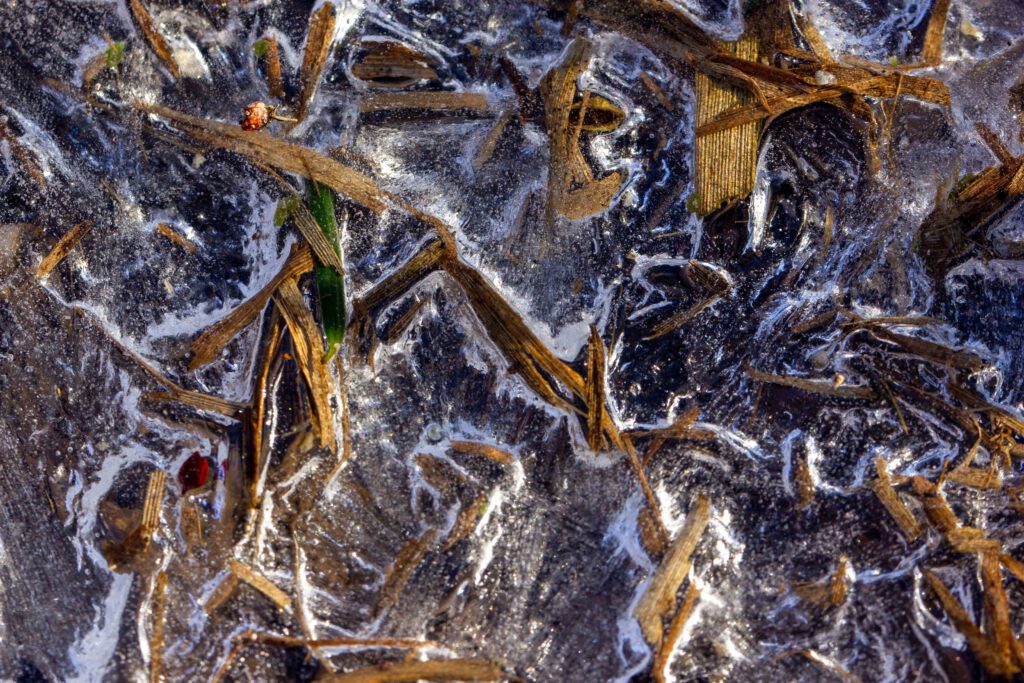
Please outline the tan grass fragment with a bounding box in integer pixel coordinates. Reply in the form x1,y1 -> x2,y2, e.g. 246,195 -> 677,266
203,572 -> 238,614
263,35 -> 285,99
798,650 -> 862,683
746,366 -> 877,400
645,294 -> 721,340
142,387 -> 246,419
924,569 -> 1018,677
351,40 -> 437,87
921,0 -> 952,65
636,406 -> 705,468
694,35 -> 760,216
795,457 -> 815,509
474,106 -> 515,170
586,325 -> 608,451
155,223 -> 196,253
374,529 -> 438,617
652,583 -> 700,683
640,71 -> 674,112
230,560 -> 292,611
141,469 -> 166,542
980,552 -> 1024,669
149,572 -> 168,683
129,0 -> 180,80
295,3 -> 336,122
211,629 -> 435,683
870,458 -> 923,541
540,37 -> 622,221
795,557 -> 850,608
320,659 -> 506,683
0,116 -> 47,188
189,244 -> 313,369
274,277 -> 335,447
444,493 -> 490,551
360,91 -> 490,114
37,220 -> 94,278
635,495 -> 711,645
449,441 -> 514,466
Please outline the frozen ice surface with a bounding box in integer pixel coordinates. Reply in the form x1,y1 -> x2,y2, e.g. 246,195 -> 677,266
1,0 -> 1024,681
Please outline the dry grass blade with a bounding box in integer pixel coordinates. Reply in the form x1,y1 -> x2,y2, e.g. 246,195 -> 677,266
652,582 -> 700,683
137,103 -> 459,253
203,572 -> 238,614
948,463 -> 1003,490
351,40 -> 437,88
540,37 -> 622,221
746,366 -> 877,400
374,528 -> 438,617
295,3 -> 336,122
142,469 -> 166,542
102,468 -> 166,570
360,91 -> 490,114
212,629 -> 436,683
924,569 -> 1018,677
449,440 -> 514,466
694,35 -> 760,216
911,476 -> 959,533
181,499 -> 203,551
791,307 -> 841,334
442,255 -> 581,414
37,220 -> 94,278
444,493 -> 490,551
155,222 -> 196,253
149,572 -> 167,683
798,650 -> 862,683
230,560 -> 292,611
640,71 -> 674,112
921,0 -> 952,65
320,659 -> 507,683
274,277 -> 335,447
586,325 -> 608,451
869,327 -> 986,370
384,297 -> 427,345
999,554 -> 1024,584
636,406 -> 706,468
189,244 -> 313,369
947,527 -> 1001,553
129,0 -> 180,80
635,495 -> 711,645
795,457 -> 815,509
645,294 -> 720,340
142,387 -> 246,419
696,73 -> 949,137
980,552 -> 1023,669
263,35 -> 285,99
794,12 -> 835,63
976,122 -> 1016,167
474,106 -> 515,170
440,253 -> 663,530
795,557 -> 850,608
354,240 -> 447,315
251,315 -> 284,506
0,116 -> 47,188
138,103 -> 389,213
870,457 -> 923,541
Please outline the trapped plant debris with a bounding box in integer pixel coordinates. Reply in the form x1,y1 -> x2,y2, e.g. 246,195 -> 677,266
4,0 -> 1024,681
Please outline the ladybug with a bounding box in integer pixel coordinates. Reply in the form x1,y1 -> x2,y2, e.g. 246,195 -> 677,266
239,101 -> 297,131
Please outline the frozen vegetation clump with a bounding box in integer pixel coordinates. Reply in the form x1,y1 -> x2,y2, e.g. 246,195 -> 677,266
1,0 -> 1024,681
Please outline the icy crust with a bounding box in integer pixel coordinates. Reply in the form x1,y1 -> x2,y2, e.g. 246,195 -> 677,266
1,0 -> 1024,681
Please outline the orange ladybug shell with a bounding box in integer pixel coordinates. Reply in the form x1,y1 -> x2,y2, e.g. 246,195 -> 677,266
240,101 -> 270,131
